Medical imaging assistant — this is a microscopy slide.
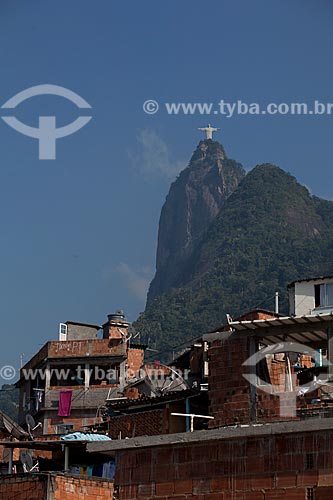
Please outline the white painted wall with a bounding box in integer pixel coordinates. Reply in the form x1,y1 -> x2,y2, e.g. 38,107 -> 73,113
290,278 -> 333,316
294,281 -> 316,316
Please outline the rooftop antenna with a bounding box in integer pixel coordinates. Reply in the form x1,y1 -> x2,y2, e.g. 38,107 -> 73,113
275,292 -> 279,314
171,413 -> 214,432
226,314 -> 233,324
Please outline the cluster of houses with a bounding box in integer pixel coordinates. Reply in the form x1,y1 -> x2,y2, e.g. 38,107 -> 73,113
1,275 -> 333,499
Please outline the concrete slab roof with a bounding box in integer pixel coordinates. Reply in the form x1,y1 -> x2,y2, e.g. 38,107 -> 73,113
86,417 -> 333,455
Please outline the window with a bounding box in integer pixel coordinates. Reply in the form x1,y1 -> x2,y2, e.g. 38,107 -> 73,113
59,323 -> 68,341
306,453 -> 314,470
314,284 -> 333,308
306,487 -> 314,500
56,423 -> 74,435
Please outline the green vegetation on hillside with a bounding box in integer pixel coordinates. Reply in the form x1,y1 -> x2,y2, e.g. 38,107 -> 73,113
0,385 -> 19,421
135,164 -> 333,361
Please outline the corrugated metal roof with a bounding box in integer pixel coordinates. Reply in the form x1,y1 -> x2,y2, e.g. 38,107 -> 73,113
226,313 -> 333,346
229,313 -> 333,330
105,389 -> 199,411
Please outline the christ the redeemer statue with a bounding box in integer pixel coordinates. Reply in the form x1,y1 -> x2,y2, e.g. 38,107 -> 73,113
198,124 -> 220,140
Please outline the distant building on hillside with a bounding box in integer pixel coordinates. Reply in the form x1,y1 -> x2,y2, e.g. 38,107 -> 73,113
288,276 -> 333,316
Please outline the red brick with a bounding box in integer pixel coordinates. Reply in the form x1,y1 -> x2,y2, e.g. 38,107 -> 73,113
204,493 -> 225,500
174,479 -> 192,494
156,482 -> 175,496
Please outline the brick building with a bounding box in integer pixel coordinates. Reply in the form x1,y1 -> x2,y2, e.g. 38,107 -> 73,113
85,283 -> 333,499
91,337 -> 210,438
88,418 -> 333,500
16,311 -> 146,435
4,278 -> 333,499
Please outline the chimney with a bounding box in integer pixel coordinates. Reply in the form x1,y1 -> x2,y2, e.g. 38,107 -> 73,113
103,310 -> 130,346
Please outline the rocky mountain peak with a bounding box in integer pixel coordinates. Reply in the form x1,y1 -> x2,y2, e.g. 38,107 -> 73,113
147,140 -> 245,303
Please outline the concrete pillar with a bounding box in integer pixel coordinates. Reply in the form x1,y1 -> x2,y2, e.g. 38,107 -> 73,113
119,361 -> 126,391
84,363 -> 90,390
8,448 -> 13,474
64,446 -> 69,471
45,363 -> 51,392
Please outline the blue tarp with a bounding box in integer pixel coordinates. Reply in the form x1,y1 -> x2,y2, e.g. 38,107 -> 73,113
61,432 -> 111,441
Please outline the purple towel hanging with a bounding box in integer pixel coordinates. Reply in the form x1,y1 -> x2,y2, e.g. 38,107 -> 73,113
58,390 -> 73,417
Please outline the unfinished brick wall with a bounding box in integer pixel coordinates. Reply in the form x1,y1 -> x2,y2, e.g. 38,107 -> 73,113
0,474 -> 47,500
52,474 -> 114,500
208,333 -> 299,427
0,473 -> 114,500
107,409 -> 166,439
208,334 -> 254,427
127,348 -> 145,378
115,429 -> 333,499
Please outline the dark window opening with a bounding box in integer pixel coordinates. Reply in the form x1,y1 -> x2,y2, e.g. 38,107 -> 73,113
314,283 -> 333,308
56,423 -> 74,435
306,453 -> 314,470
315,285 -> 321,308
50,365 -> 84,387
306,487 -> 314,500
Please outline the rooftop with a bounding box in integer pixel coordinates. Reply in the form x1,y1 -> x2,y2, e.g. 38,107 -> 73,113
288,276 -> 333,288
86,417 -> 333,455
204,313 -> 333,347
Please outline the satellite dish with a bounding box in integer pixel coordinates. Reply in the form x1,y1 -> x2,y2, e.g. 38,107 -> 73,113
20,451 -> 33,471
25,414 -> 42,439
26,414 -> 36,429
20,450 -> 39,473
144,364 -> 189,397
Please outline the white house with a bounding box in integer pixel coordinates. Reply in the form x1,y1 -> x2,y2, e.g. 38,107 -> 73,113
288,276 -> 333,316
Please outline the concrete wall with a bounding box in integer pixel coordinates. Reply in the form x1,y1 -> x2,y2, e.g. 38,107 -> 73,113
290,278 -> 333,316
294,281 -> 316,316
67,324 -> 100,341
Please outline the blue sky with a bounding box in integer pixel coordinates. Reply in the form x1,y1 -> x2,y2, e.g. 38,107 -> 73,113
0,0 -> 332,378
